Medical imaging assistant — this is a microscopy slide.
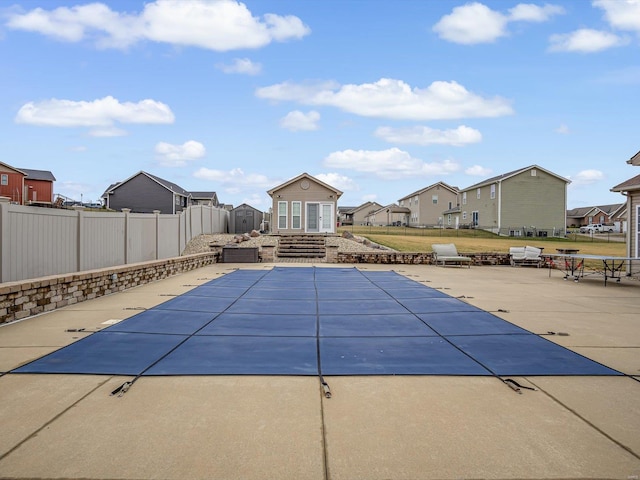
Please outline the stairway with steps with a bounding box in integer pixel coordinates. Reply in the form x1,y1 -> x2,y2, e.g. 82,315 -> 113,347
276,235 -> 326,259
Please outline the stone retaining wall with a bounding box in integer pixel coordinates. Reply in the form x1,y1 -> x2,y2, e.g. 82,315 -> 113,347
0,253 -> 217,325
337,251 -> 512,265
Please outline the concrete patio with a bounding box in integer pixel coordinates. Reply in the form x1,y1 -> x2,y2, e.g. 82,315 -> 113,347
1,262 -> 639,480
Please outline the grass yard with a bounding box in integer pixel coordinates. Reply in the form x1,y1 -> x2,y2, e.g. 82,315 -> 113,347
339,226 -> 627,257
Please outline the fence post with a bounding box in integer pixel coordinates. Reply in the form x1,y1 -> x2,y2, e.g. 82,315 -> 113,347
0,197 -> 10,283
122,208 -> 131,264
154,210 -> 161,260
74,206 -> 85,272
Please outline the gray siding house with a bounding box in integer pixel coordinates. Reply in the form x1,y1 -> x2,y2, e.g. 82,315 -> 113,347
102,171 -> 191,214
611,150 -> 640,258
455,165 -> 570,237
398,182 -> 458,227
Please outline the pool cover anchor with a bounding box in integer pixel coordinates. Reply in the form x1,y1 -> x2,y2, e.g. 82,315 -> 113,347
320,377 -> 332,399
110,380 -> 134,397
502,378 -> 537,394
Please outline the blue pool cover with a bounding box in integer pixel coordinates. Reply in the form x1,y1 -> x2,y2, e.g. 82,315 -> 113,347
13,267 -> 621,377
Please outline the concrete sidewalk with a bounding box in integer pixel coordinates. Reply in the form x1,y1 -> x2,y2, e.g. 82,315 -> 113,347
1,263 -> 639,480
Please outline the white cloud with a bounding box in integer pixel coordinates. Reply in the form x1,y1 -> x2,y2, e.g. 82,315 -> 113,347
155,141 -> 206,167
240,193 -> 270,209
593,0 -> 640,32
549,28 -> 628,52
361,194 -> 378,203
280,110 -> 320,131
314,173 -> 358,192
555,123 -> 570,134
15,96 -> 174,131
433,2 -> 564,45
323,148 -> 460,180
508,4 -> 565,22
216,58 -> 262,75
569,169 -> 605,186
193,167 -> 273,194
465,165 -> 493,176
257,78 -> 513,120
433,2 -> 508,44
375,125 -> 482,146
6,0 -> 310,51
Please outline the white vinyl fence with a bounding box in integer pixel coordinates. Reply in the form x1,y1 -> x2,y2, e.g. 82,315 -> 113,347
0,200 -> 229,283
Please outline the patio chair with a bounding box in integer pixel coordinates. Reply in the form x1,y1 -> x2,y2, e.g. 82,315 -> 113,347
510,245 -> 542,267
431,243 -> 472,268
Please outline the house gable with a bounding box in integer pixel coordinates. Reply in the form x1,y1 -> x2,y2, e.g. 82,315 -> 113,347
104,171 -> 190,214
627,150 -> 640,166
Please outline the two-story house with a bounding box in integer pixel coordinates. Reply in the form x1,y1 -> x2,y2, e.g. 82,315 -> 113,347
398,182 -> 459,227
454,165 -> 570,237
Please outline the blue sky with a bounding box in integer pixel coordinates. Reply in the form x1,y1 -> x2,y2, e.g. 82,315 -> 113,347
2,0 -> 639,210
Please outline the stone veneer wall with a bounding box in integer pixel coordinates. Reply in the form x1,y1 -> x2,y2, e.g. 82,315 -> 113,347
337,251 -> 513,265
0,253 -> 217,325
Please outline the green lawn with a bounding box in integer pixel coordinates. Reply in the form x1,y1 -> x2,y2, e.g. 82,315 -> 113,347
338,226 -> 627,257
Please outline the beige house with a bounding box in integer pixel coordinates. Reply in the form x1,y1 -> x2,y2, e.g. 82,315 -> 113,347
453,165 -> 570,237
342,201 -> 384,226
611,150 -> 640,258
267,173 -> 342,234
366,204 -> 411,227
398,182 -> 459,227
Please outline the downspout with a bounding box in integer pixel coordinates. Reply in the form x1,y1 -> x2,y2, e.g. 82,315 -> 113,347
497,180 -> 502,233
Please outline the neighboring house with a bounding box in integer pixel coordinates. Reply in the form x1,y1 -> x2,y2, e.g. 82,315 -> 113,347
341,201 -> 384,226
454,165 -> 570,237
398,182 -> 459,227
0,161 -> 56,205
566,203 -> 625,228
366,204 -> 411,227
267,173 -> 342,234
102,171 -> 191,214
611,149 -> 640,258
190,191 -> 219,207
337,206 -> 357,225
229,203 -> 263,234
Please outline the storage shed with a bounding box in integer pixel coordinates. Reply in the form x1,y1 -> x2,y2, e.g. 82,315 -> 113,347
230,203 -> 263,234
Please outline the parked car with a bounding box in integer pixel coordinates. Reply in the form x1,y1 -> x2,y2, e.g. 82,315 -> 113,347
579,223 -> 614,233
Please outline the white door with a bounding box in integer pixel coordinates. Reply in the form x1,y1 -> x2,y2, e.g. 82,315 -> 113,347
307,203 -> 334,233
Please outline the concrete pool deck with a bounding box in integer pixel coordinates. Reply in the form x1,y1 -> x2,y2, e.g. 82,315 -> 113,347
1,262 -> 639,480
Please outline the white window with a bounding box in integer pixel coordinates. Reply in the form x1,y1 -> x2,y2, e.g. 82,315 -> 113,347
0,174 -> 7,186
490,184 -> 496,199
292,201 -> 301,229
278,201 -> 287,229
476,188 -> 481,199
432,195 -> 438,205
462,192 -> 467,205
531,169 -> 537,177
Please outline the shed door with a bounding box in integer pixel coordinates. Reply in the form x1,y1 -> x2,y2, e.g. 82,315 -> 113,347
234,209 -> 254,234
